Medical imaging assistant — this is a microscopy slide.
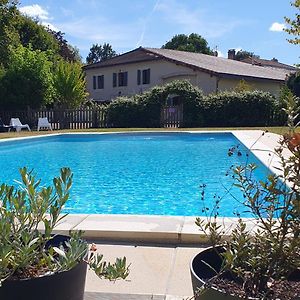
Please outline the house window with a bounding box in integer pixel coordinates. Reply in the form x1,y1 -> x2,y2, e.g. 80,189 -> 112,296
113,73 -> 117,87
137,70 -> 141,85
142,68 -> 150,84
118,71 -> 128,87
137,69 -> 151,85
93,76 -> 97,89
97,75 -> 104,89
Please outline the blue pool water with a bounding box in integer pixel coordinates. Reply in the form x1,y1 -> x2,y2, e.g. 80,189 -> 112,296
0,133 -> 270,217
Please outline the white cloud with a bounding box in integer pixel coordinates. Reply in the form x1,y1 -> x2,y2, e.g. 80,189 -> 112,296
269,22 -> 286,32
20,4 -> 50,20
42,22 -> 59,32
217,50 -> 224,58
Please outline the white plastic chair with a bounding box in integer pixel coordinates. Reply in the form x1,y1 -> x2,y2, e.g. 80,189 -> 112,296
37,117 -> 52,131
10,118 -> 31,132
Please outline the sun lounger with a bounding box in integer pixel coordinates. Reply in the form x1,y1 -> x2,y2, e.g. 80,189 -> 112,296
37,117 -> 52,131
10,118 -> 31,132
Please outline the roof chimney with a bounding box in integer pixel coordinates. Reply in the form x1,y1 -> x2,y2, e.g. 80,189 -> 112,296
228,49 -> 236,60
271,57 -> 278,62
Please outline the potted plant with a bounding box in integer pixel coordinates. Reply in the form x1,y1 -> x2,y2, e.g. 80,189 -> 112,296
0,167 -> 129,300
190,94 -> 300,300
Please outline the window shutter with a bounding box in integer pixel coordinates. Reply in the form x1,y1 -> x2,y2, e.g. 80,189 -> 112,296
98,75 -> 104,89
93,76 -> 97,89
142,69 -> 150,84
124,72 -> 128,86
137,70 -> 141,85
113,73 -> 117,87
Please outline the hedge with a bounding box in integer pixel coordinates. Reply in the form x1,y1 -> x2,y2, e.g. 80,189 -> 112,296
106,81 -> 279,128
106,80 -> 205,127
202,91 -> 277,127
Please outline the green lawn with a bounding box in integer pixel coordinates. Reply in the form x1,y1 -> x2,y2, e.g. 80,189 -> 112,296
0,126 -> 298,139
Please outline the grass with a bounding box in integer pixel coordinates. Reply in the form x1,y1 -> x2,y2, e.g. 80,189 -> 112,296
0,126 -> 299,139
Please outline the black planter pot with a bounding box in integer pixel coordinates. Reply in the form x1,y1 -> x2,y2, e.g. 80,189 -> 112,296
0,235 -> 88,300
190,246 -> 300,300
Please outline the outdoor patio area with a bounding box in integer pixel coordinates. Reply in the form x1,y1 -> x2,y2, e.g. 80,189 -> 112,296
84,242 -> 203,300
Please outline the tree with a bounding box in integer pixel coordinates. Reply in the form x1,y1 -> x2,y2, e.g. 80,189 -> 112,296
161,33 -> 213,55
86,43 -> 117,64
234,50 -> 260,61
284,0 -> 300,45
0,0 -> 20,67
17,16 -> 59,53
287,72 -> 300,97
46,28 -> 81,62
0,45 -> 54,109
53,60 -> 88,108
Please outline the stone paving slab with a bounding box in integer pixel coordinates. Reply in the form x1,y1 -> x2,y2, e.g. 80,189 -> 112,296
85,244 -> 174,295
84,243 -> 204,299
165,247 -> 200,297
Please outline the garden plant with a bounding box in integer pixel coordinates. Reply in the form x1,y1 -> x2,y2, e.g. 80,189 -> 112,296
0,167 -> 129,288
194,93 -> 300,299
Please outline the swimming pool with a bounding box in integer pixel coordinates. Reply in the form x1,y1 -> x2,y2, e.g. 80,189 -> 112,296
0,132 -> 270,217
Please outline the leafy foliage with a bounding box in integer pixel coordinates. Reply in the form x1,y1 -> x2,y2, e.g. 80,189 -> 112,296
0,168 -> 129,285
203,90 -> 276,127
284,0 -> 300,45
53,60 -> 88,108
0,1 -> 85,110
106,82 -> 281,128
196,94 -> 300,299
161,33 -> 213,55
106,80 -> 205,127
0,45 -> 54,109
106,97 -> 142,127
234,80 -> 253,93
46,28 -> 82,62
17,16 -> 59,54
0,0 -> 20,67
287,71 -> 300,97
86,43 -> 117,64
234,50 -> 260,61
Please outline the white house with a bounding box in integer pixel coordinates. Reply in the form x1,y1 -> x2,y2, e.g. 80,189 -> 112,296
83,47 -> 292,102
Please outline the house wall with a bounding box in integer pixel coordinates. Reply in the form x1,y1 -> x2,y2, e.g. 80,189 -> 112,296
85,60 -> 217,101
218,78 -> 283,96
85,60 -> 283,101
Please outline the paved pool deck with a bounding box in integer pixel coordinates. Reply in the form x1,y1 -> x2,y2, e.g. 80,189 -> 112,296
84,242 -> 203,300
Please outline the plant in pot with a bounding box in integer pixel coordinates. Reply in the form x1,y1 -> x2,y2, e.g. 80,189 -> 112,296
190,94 -> 300,300
0,167 -> 129,300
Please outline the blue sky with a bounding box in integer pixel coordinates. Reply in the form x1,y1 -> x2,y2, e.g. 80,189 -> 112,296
18,0 -> 299,65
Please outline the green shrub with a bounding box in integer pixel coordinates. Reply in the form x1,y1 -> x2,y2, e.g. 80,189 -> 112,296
106,97 -> 142,127
0,45 -> 54,110
53,60 -> 88,109
203,90 -> 276,127
106,83 -> 280,128
106,80 -> 205,128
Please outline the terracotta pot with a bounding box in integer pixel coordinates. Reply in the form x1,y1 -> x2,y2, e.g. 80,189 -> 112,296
0,235 -> 87,300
